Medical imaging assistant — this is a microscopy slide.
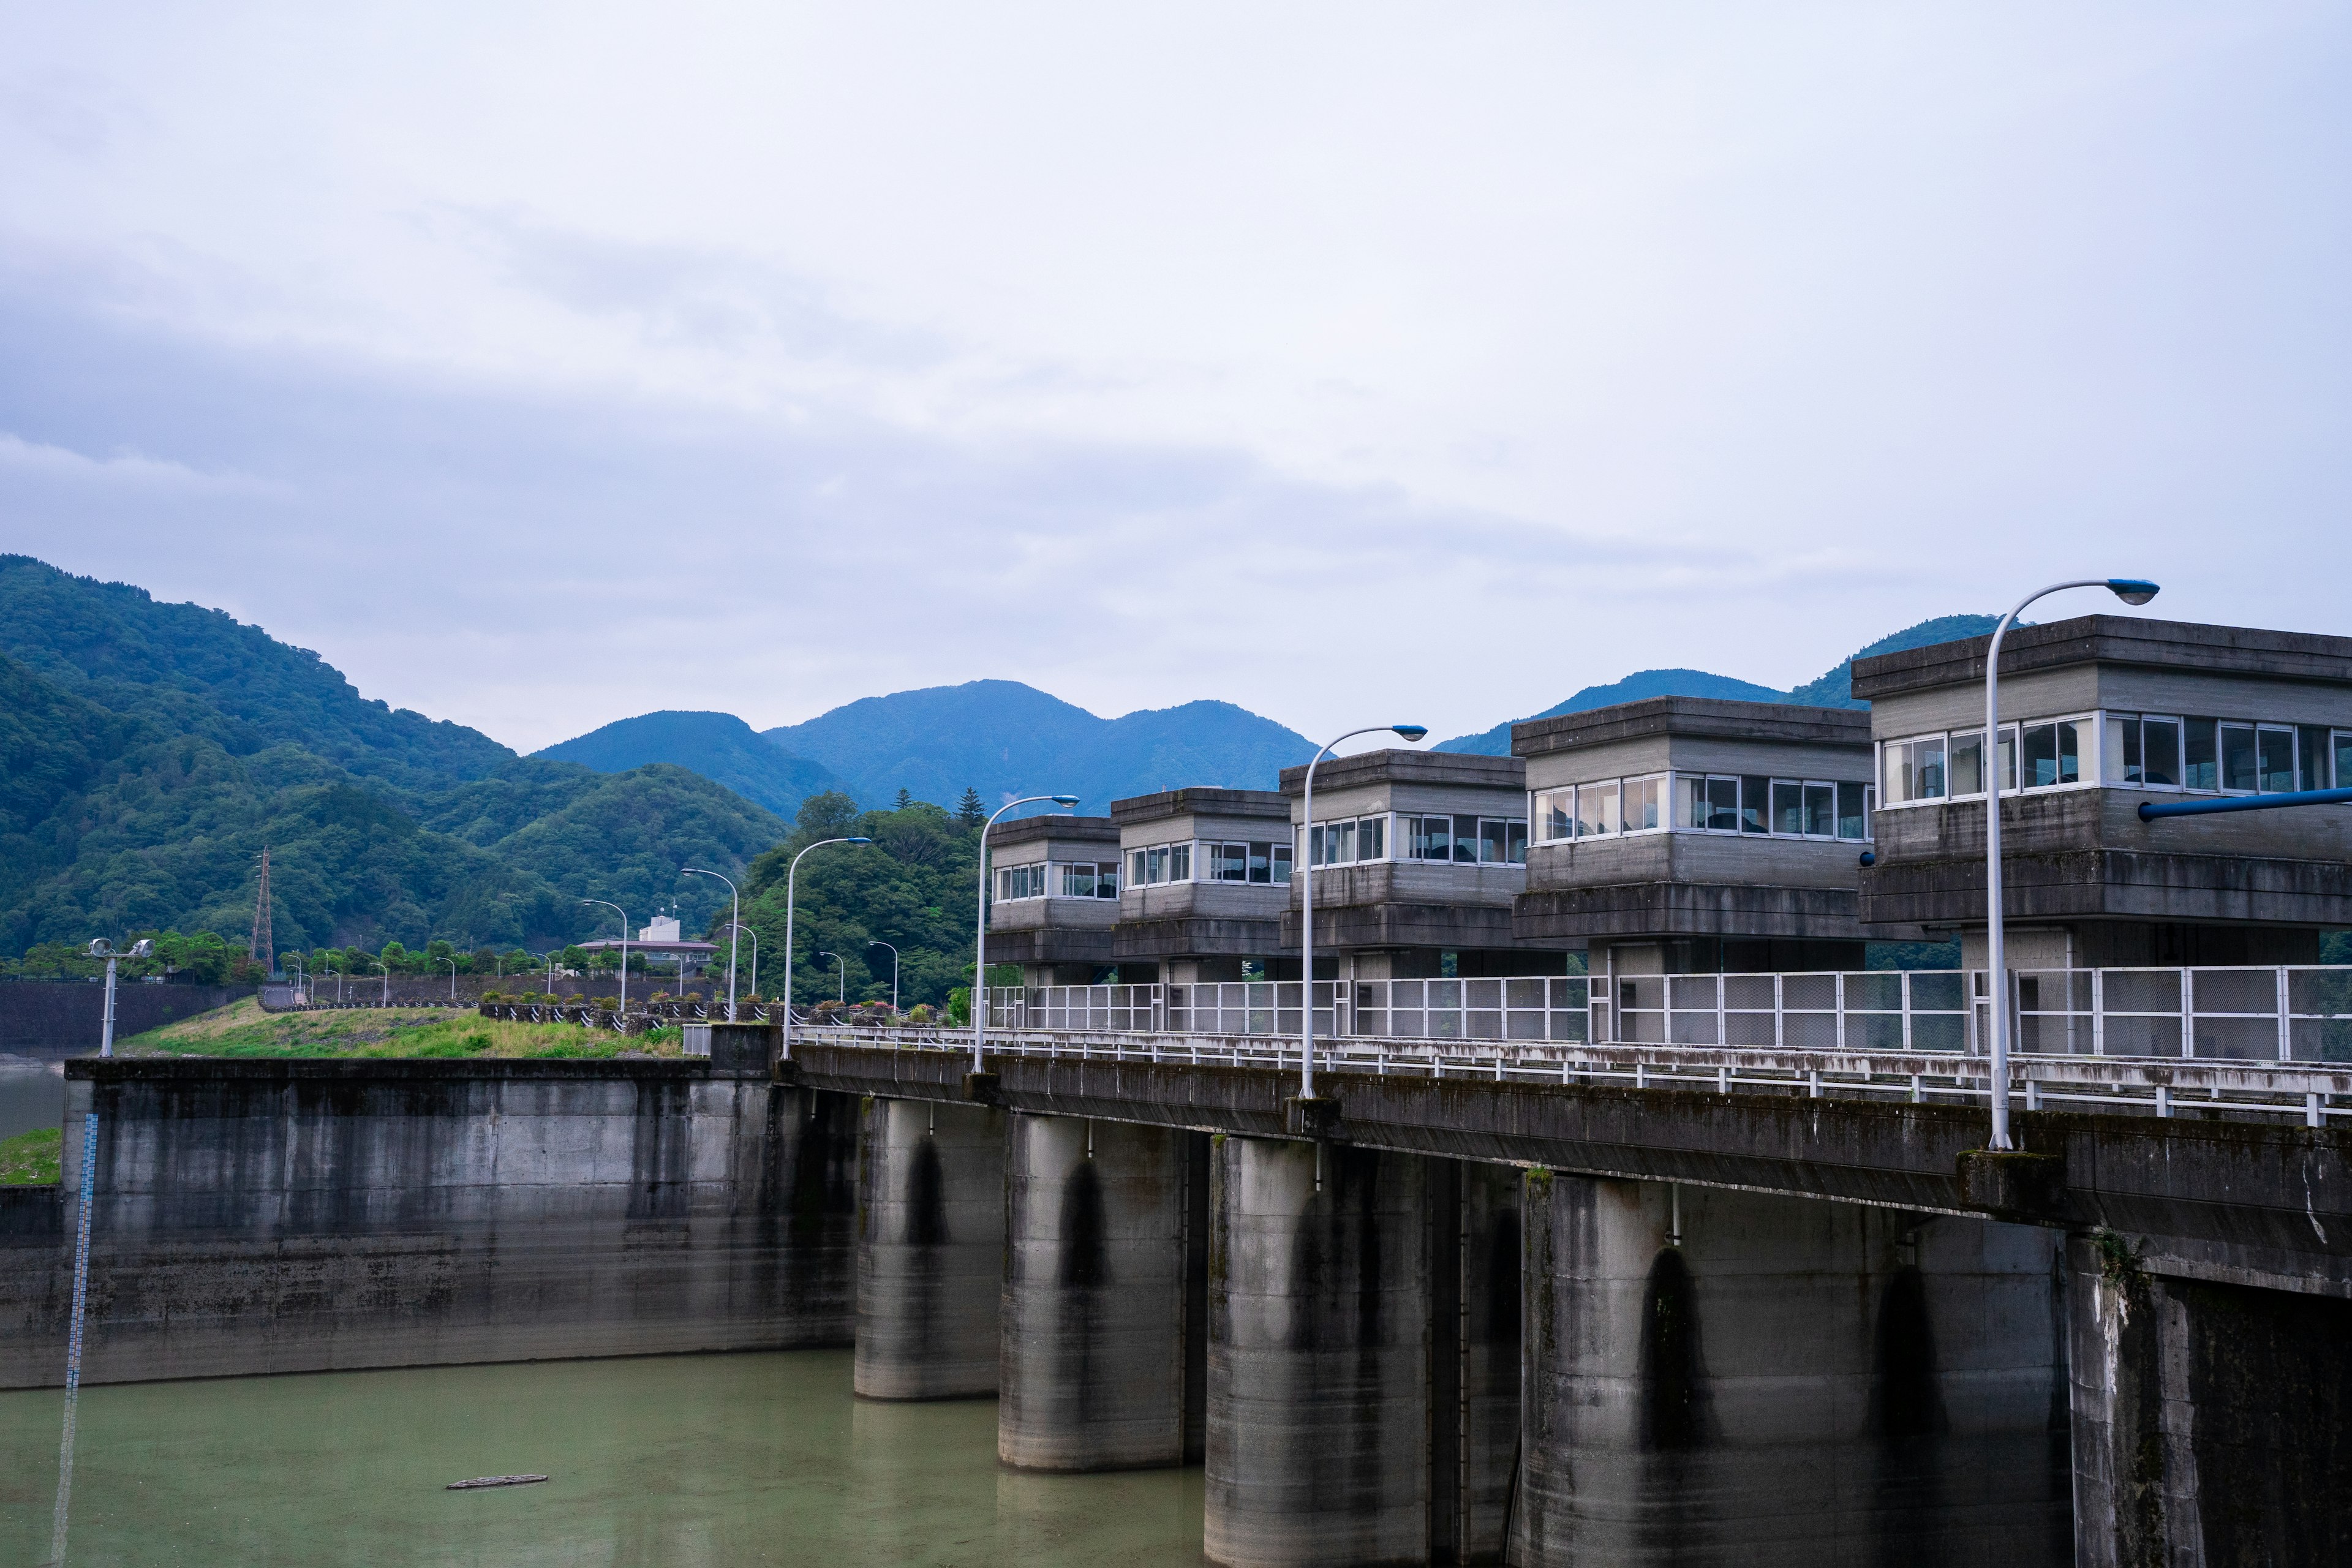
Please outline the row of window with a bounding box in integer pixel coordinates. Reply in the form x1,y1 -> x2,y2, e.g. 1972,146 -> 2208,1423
1532,774 -> 1873,843
995,861 -> 1121,902
1881,712 -> 2352,806
1311,813 -> 1529,866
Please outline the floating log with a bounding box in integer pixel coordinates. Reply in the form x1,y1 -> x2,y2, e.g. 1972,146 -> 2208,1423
447,1474 -> 549,1490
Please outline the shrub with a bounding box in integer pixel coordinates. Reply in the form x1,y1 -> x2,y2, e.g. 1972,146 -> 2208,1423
595,996 -> 619,1012
908,1003 -> 936,1025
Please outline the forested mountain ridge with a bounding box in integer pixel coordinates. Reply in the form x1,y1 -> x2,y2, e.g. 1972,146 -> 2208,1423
756,682 -> 1313,810
1432,614 -> 2005,755
535,710 -> 845,817
0,558 -> 779,957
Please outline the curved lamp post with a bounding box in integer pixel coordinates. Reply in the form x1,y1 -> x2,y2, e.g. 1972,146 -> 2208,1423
869,940 -> 900,1015
373,960 -> 390,1008
1981,577 -> 2159,1150
1300,726 -> 1428,1098
816,951 -> 845,1004
720,922 -> 758,1005
780,835 -> 873,1061
581,899 -> 630,1016
974,794 -> 1080,1071
443,956 -> 458,1005
683,867 -> 742,1020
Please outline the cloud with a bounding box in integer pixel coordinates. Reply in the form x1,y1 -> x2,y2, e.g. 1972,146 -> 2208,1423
0,2 -> 2346,755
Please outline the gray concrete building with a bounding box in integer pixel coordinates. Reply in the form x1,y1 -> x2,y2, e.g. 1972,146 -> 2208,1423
982,814 -> 1123,986
1277,749 -> 1572,981
1854,614 -> 2352,968
1110,788 -> 1296,984
1512,697 -> 1879,978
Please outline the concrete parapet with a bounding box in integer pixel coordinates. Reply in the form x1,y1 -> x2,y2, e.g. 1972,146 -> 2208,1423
1516,1174 -> 2070,1567
997,1113 -> 1207,1471
854,1096 -> 1006,1400
1204,1136 -> 1431,1567
1,1060 -> 860,1389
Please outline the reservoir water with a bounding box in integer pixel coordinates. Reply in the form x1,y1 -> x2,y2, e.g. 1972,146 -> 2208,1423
0,1350 -> 1207,1566
0,1059 -> 66,1141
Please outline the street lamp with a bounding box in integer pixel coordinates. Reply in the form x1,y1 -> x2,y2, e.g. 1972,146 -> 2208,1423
281,951 -> 305,1004
682,867 -> 742,1022
720,922 -> 758,1005
1980,578 -> 2159,1150
869,940 -> 900,1015
974,794 -> 1080,1072
780,835 -> 873,1061
443,956 -> 458,1005
581,900 -> 630,1016
1300,726 -> 1428,1098
373,960 -> 390,1007
816,951 -> 845,1004
84,939 -> 154,1056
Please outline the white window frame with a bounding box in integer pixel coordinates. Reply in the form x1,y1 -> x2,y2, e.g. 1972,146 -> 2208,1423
1878,707 -> 2341,810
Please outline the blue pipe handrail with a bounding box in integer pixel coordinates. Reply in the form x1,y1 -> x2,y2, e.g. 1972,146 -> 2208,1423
2139,786 -> 2352,821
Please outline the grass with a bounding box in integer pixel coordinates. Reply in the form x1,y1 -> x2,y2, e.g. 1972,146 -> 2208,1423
0,1127 -> 61,1185
114,998 -> 687,1061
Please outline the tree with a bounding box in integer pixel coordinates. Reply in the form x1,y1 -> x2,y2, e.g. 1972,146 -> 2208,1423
791,790 -> 861,845
956,787 -> 986,826
893,788 -> 914,810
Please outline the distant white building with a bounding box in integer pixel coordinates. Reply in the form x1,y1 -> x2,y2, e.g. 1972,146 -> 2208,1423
639,914 -> 683,943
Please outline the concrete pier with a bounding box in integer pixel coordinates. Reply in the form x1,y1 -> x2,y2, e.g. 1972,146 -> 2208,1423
853,1096 -> 1006,1401
2067,1235 -> 2352,1566
997,1113 -> 1208,1471
1204,1134 -> 1432,1568
1517,1174 -> 2070,1568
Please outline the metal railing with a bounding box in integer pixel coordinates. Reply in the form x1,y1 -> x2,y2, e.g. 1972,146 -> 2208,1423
794,1020 -> 2352,1128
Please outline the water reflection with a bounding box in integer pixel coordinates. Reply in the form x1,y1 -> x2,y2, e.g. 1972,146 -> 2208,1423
0,1061 -> 66,1142
0,1350 -> 1205,1567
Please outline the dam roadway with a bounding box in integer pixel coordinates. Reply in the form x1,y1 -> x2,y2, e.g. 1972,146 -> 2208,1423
7,1022 -> 2351,1566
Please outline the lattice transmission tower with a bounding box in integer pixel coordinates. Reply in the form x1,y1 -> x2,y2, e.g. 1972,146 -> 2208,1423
251,846 -> 273,977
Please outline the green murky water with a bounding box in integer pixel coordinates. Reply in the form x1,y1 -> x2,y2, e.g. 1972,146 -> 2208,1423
0,1351 -> 1206,1567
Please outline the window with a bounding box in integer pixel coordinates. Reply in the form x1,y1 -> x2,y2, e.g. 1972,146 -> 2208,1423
1395,812 -> 1526,862
1624,776 -> 1663,831
2338,733 -> 2352,794
995,864 -> 1047,900
1207,842 -> 1248,881
1306,815 -> 1389,865
2184,718 -> 2218,791
1055,861 -> 1118,899
1676,773 -> 1862,840
1836,781 -> 1869,840
2258,726 -> 2297,794
1131,843 -> 1193,886
2020,720 -> 2081,788
2109,715 -> 2185,789
2301,728 -> 2331,793
1948,732 -> 1985,797
1579,782 -> 1620,837
2220,723 -> 2257,793
1772,780 -> 1806,837
1885,736 -> 1947,804
1534,790 -> 1573,842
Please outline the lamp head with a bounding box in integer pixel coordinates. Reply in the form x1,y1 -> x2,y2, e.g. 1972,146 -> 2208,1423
1392,725 -> 1430,742
2107,578 -> 2160,607
87,938 -> 112,957
129,940 -> 154,959
1050,794 -> 1080,807
846,835 -> 873,845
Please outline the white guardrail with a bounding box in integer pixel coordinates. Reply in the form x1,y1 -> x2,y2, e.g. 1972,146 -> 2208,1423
792,963 -> 2352,1128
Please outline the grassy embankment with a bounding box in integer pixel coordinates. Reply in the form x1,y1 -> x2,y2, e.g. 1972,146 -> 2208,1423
0,1126 -> 61,1185
115,998 -> 686,1061
0,1003 -> 686,1186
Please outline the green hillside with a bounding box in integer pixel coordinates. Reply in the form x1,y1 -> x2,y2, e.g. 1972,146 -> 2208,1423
0,558 -> 780,959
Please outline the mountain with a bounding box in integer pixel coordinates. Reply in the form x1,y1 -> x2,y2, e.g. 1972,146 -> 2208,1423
0,556 -> 782,957
1432,615 -> 2003,755
1434,669 -> 1789,755
759,680 -> 1313,812
535,710 -> 843,818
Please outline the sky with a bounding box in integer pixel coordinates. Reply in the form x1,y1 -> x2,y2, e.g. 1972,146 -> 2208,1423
2,2 -> 2347,755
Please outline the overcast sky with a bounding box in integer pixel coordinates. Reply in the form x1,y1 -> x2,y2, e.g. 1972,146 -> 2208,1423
2,3 -> 2346,755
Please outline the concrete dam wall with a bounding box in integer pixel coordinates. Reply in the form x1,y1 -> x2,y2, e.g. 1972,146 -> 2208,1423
0,981 -> 252,1057
0,1057 -> 859,1390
